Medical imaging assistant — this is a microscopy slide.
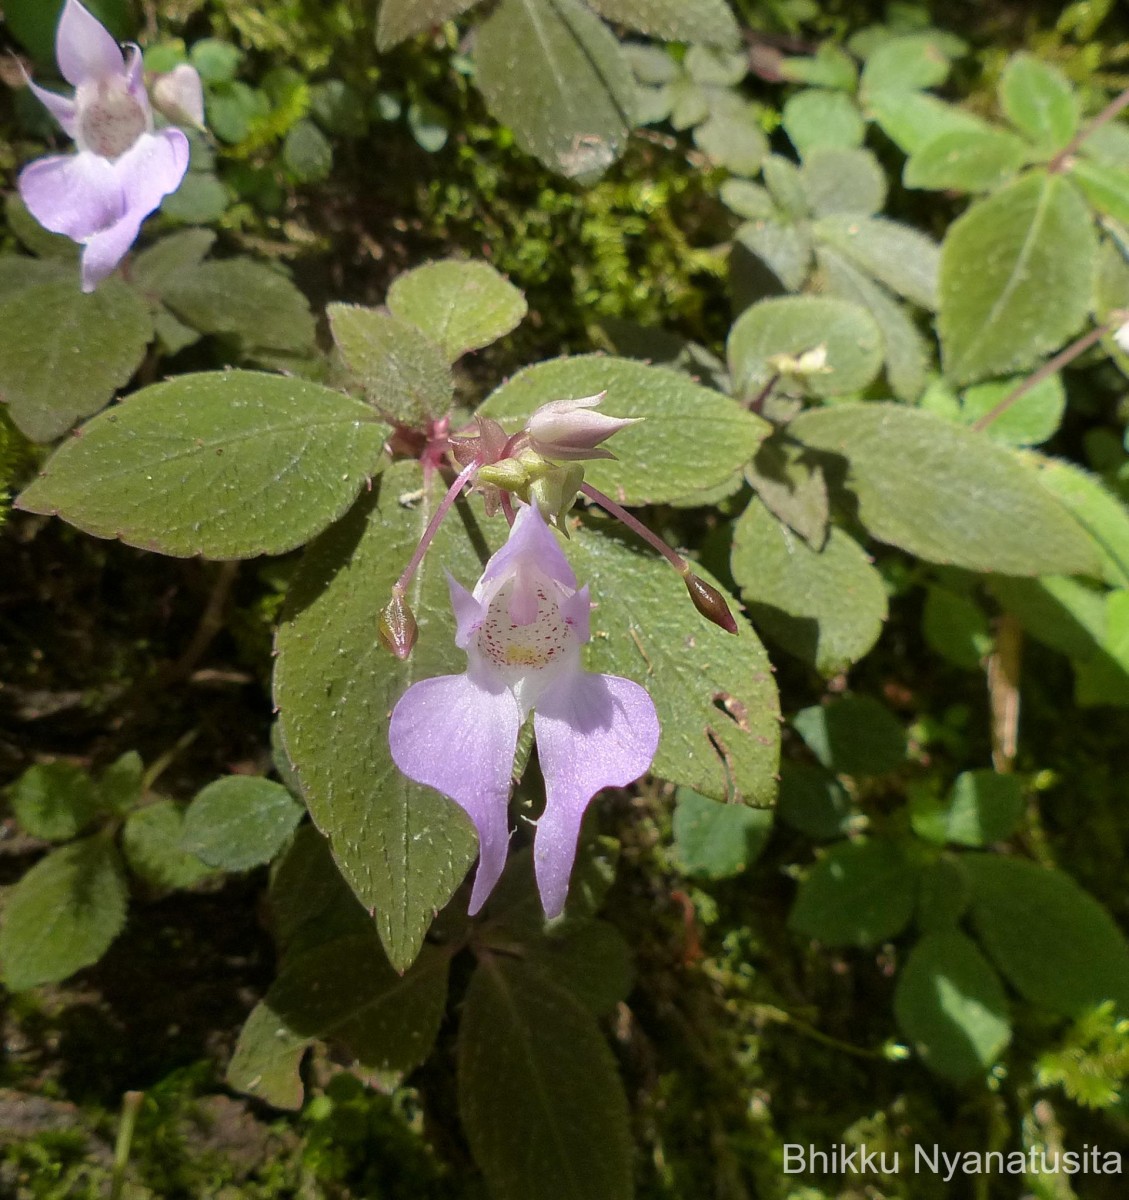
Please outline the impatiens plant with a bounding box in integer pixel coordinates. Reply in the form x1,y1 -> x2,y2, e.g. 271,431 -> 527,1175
9,2 -> 1129,1196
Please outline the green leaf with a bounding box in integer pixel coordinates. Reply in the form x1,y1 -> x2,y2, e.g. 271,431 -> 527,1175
745,436 -> 829,549
0,836 -> 128,990
224,1003 -> 308,1110
683,46 -> 746,86
132,229 -> 217,294
922,586 -> 992,670
941,770 -> 1024,847
813,215 -> 940,310
1069,158 -> 1129,228
779,44 -> 857,91
859,33 -> 954,94
584,0 -> 739,46
727,297 -> 883,400
376,0 -> 480,47
162,260 -> 316,356
522,918 -> 634,1014
283,119 -> 334,182
777,762 -> 855,840
783,90 -> 864,156
998,54 -> 1078,153
189,37 -> 243,83
1023,455 -> 1129,588
17,372 -> 388,559
122,801 -> 215,890
672,788 -> 773,879
790,838 -> 918,947
732,498 -> 887,676
0,256 -> 74,302
9,763 -> 101,842
97,751 -> 144,814
182,777 -> 304,871
692,112 -> 768,175
5,195 -> 81,262
407,99 -> 450,152
793,696 -> 907,776
762,155 -> 810,220
800,148 -> 886,217
916,857 -> 970,931
474,0 -> 636,182
160,172 -> 230,225
964,854 -> 1129,1017
790,403 -> 1100,577
815,245 -> 929,401
865,90 -> 988,155
733,219 -> 812,294
894,931 -> 1011,1082
480,355 -> 770,506
274,461 -> 482,970
938,173 -> 1096,385
0,279 -> 152,442
904,129 -> 1028,193
458,955 -> 632,1200
269,826 -> 373,959
386,260 -> 528,362
327,304 -> 454,427
570,521 -> 780,805
961,374 -> 1065,447
229,935 -> 450,1108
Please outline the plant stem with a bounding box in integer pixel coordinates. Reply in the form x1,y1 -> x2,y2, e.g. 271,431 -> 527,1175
971,320 -> 1115,432
1049,85 -> 1129,173
579,483 -> 689,574
393,461 -> 478,597
109,1091 -> 144,1200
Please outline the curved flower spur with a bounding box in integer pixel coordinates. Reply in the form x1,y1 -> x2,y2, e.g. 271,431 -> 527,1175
389,503 -> 660,919
17,0 -> 202,292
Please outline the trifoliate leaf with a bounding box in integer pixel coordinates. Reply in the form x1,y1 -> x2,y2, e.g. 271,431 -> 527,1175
783,90 -> 864,156
998,54 -> 1078,154
904,129 -> 1028,193
122,801 -> 215,890
800,147 -> 887,217
9,763 -> 101,842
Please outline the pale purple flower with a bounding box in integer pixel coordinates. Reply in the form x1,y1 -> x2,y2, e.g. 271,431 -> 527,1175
17,0 -> 192,292
389,503 -> 660,918
524,391 -> 641,461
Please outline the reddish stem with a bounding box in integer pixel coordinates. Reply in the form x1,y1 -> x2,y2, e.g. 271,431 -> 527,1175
393,461 -> 478,597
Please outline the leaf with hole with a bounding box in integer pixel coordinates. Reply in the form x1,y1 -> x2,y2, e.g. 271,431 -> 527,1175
474,0 -> 636,182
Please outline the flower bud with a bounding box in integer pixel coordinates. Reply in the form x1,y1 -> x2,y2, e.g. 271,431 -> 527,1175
477,456 -> 533,493
379,592 -> 418,659
526,392 -> 640,461
684,573 -> 739,635
150,63 -> 206,128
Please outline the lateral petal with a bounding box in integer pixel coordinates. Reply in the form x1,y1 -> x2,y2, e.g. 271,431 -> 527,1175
24,77 -> 78,138
532,671 -> 659,918
56,0 -> 126,88
18,151 -> 121,241
389,670 -> 523,915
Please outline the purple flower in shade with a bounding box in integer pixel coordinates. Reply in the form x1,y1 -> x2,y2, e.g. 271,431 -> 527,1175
389,503 -> 660,918
17,0 -> 192,292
